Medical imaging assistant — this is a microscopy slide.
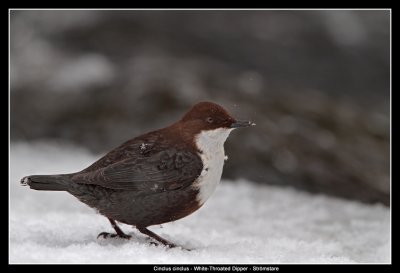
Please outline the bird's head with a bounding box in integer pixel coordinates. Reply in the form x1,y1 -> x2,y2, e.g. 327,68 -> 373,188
181,101 -> 255,131
178,101 -> 255,145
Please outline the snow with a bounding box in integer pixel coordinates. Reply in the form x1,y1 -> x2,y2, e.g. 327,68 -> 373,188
9,142 -> 390,264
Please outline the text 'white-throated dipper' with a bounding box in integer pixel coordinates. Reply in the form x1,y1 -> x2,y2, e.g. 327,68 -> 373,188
21,101 -> 255,248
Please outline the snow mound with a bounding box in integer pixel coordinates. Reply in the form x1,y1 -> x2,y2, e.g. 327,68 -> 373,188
10,142 -> 390,263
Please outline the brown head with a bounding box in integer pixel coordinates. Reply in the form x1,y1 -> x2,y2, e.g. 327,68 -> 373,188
180,101 -> 255,132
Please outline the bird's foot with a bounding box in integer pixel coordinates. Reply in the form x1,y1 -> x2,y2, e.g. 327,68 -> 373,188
147,239 -> 176,248
136,226 -> 190,250
149,238 -> 178,248
145,237 -> 192,250
97,232 -> 131,240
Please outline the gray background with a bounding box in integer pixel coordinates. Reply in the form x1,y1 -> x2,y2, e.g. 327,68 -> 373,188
10,10 -> 390,205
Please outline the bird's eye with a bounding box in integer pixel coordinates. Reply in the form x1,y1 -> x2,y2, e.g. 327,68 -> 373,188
206,117 -> 214,123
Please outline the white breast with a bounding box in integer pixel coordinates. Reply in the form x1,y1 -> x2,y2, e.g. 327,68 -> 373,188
193,128 -> 233,205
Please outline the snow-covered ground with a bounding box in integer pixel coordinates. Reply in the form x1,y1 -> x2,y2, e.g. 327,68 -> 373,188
9,142 -> 390,264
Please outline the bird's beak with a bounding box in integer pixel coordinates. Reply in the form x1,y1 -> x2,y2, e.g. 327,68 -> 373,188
230,120 -> 256,128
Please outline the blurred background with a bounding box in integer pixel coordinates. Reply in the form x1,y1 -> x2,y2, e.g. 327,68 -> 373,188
10,10 -> 390,206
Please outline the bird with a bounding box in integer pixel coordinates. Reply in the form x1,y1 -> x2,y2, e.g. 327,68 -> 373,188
21,101 -> 255,248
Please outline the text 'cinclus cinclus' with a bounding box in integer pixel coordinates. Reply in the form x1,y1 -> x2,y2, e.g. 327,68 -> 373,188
21,101 -> 255,248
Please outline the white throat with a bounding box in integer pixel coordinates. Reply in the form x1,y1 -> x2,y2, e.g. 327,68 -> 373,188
194,127 -> 233,205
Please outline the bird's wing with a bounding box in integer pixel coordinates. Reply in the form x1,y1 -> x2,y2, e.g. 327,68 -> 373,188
80,133 -> 162,172
71,148 -> 203,193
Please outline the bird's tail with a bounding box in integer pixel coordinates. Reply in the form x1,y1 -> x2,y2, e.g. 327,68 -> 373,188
20,174 -> 71,191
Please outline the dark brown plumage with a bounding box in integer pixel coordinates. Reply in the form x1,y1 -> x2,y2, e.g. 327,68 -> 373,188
21,101 -> 254,248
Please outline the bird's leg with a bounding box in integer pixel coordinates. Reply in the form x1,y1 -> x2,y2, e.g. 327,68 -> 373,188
137,226 -> 176,248
108,219 -> 131,238
97,218 -> 132,239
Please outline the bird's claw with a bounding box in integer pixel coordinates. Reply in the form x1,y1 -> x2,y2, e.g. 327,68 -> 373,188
146,237 -> 177,249
97,232 -> 131,239
149,241 -> 159,246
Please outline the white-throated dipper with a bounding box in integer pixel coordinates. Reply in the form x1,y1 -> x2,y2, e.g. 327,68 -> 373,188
21,101 -> 255,248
